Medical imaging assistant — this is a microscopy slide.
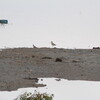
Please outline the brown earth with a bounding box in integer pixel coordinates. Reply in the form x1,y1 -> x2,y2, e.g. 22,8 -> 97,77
0,47 -> 100,91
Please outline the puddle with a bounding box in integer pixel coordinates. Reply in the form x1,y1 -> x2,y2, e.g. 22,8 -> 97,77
0,78 -> 100,100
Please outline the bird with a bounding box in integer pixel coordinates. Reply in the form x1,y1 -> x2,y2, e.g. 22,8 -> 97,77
51,41 -> 56,47
33,44 -> 37,48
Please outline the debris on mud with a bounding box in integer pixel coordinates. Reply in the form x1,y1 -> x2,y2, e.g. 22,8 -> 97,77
93,47 -> 100,49
23,78 -> 39,82
55,58 -> 62,62
42,57 -> 52,59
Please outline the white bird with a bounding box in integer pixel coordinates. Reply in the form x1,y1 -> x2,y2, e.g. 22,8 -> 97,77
51,41 -> 56,47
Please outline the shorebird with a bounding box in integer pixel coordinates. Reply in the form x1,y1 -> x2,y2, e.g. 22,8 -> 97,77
51,41 -> 56,47
33,44 -> 37,48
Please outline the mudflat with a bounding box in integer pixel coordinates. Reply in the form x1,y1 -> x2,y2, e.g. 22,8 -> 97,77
0,47 -> 100,91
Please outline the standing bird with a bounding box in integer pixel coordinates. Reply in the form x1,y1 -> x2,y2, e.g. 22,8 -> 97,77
33,44 -> 37,48
51,41 -> 56,47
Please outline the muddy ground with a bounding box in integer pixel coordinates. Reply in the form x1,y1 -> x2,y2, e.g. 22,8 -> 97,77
0,47 -> 100,91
